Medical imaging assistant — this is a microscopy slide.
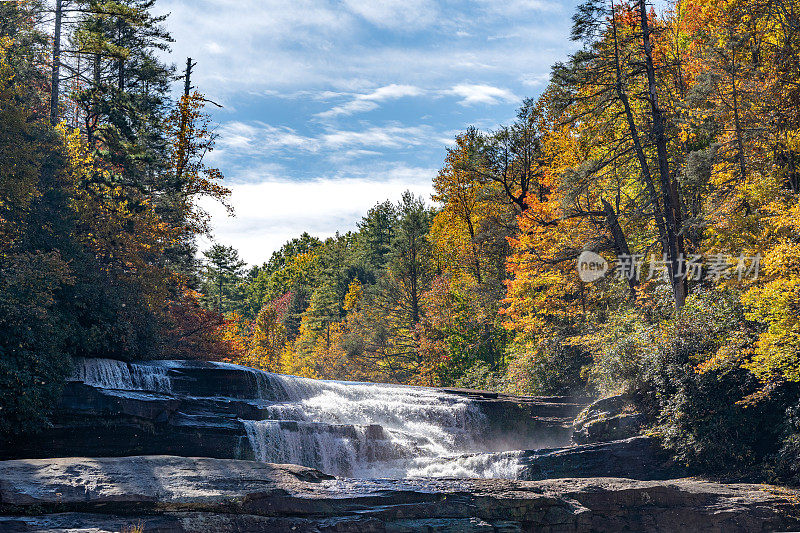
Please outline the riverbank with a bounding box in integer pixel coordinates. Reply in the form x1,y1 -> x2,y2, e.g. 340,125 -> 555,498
2,455 -> 798,533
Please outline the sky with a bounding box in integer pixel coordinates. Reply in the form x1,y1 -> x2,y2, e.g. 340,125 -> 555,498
153,0 -> 582,265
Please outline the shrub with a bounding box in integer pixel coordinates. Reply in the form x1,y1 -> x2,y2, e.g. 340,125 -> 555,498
505,337 -> 591,396
0,252 -> 72,436
629,289 -> 798,480
452,361 -> 503,391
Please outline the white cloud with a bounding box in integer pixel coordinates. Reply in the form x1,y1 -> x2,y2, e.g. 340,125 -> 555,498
367,84 -> 425,100
155,0 -> 572,95
155,0 -> 356,91
199,171 -> 435,264
447,84 -> 519,105
316,84 -> 424,118
204,42 -> 224,54
341,0 -> 438,31
476,0 -> 563,16
150,0 -> 581,266
521,73 -> 551,87
212,121 -> 438,165
321,125 -> 431,148
327,149 -> 384,163
215,122 -> 317,154
318,100 -> 381,118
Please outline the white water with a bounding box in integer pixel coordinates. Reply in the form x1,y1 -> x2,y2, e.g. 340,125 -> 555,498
70,358 -> 522,479
70,357 -> 172,393
404,450 -> 524,478
242,371 -> 522,478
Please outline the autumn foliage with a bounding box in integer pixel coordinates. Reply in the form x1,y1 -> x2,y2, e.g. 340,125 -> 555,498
5,0 -> 800,483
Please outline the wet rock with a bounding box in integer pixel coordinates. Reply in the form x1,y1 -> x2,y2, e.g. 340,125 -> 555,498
0,382 -> 251,461
519,436 -> 685,481
0,455 -> 797,533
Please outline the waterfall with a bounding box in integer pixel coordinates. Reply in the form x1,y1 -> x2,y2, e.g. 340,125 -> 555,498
70,358 -> 172,393
243,420 -> 372,477
240,370 -> 511,478
69,358 -> 526,479
404,450 -> 523,479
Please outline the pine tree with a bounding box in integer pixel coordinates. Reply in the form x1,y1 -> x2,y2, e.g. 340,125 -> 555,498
200,244 -> 246,314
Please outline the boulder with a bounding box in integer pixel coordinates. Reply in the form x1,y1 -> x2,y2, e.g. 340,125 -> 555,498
0,455 -> 797,532
519,436 -> 685,481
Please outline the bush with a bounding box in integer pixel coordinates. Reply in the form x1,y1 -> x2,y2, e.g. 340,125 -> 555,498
505,337 -> 591,396
654,358 -> 791,478
452,361 -> 503,391
587,310 -> 655,395
628,289 -> 798,480
0,252 -> 72,435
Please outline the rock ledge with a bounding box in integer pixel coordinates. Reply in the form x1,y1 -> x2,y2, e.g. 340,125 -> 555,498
1,455 -> 798,532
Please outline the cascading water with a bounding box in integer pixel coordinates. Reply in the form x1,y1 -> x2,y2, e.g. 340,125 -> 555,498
70,358 -> 172,393
240,370 -> 506,478
69,358 -> 525,479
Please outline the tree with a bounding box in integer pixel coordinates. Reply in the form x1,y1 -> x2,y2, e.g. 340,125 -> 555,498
365,192 -> 436,381
433,129 -> 486,283
564,0 -> 689,308
244,303 -> 286,372
200,244 -> 246,314
477,102 -> 547,214
355,201 -> 396,286
1,0 -> 238,435
161,89 -> 230,278
418,274 -> 507,386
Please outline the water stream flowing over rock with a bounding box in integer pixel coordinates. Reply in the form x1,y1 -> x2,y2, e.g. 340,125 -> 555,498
239,370 -> 495,477
5,359 -> 795,531
1,358 -> 580,478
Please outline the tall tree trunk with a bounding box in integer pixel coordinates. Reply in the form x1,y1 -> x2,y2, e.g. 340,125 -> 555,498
638,0 -> 687,309
184,57 -> 193,97
49,0 -> 62,125
176,58 -> 194,185
610,3 -> 670,271
602,198 -> 638,297
87,53 -> 101,145
730,58 -> 748,181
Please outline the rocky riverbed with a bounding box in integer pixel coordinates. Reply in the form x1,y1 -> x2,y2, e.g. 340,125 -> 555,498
1,358 -> 798,532
1,455 -> 798,532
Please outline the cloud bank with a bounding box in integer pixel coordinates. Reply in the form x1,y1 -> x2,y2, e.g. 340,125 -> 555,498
200,172 -> 435,265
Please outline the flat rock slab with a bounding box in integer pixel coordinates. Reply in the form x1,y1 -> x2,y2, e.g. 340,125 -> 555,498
1,456 -> 799,532
518,436 -> 684,481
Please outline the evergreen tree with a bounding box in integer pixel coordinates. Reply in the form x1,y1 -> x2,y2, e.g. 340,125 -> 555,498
356,201 -> 396,276
200,244 -> 246,314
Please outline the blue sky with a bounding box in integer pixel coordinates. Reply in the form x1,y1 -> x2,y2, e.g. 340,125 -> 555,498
154,0 -> 582,265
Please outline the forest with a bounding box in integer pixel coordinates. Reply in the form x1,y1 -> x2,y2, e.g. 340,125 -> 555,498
2,0 -> 800,485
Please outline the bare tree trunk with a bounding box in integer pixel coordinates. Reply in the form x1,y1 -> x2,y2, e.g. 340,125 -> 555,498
638,0 -> 687,309
184,57 -> 193,97
49,0 -> 62,125
602,198 -> 638,297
